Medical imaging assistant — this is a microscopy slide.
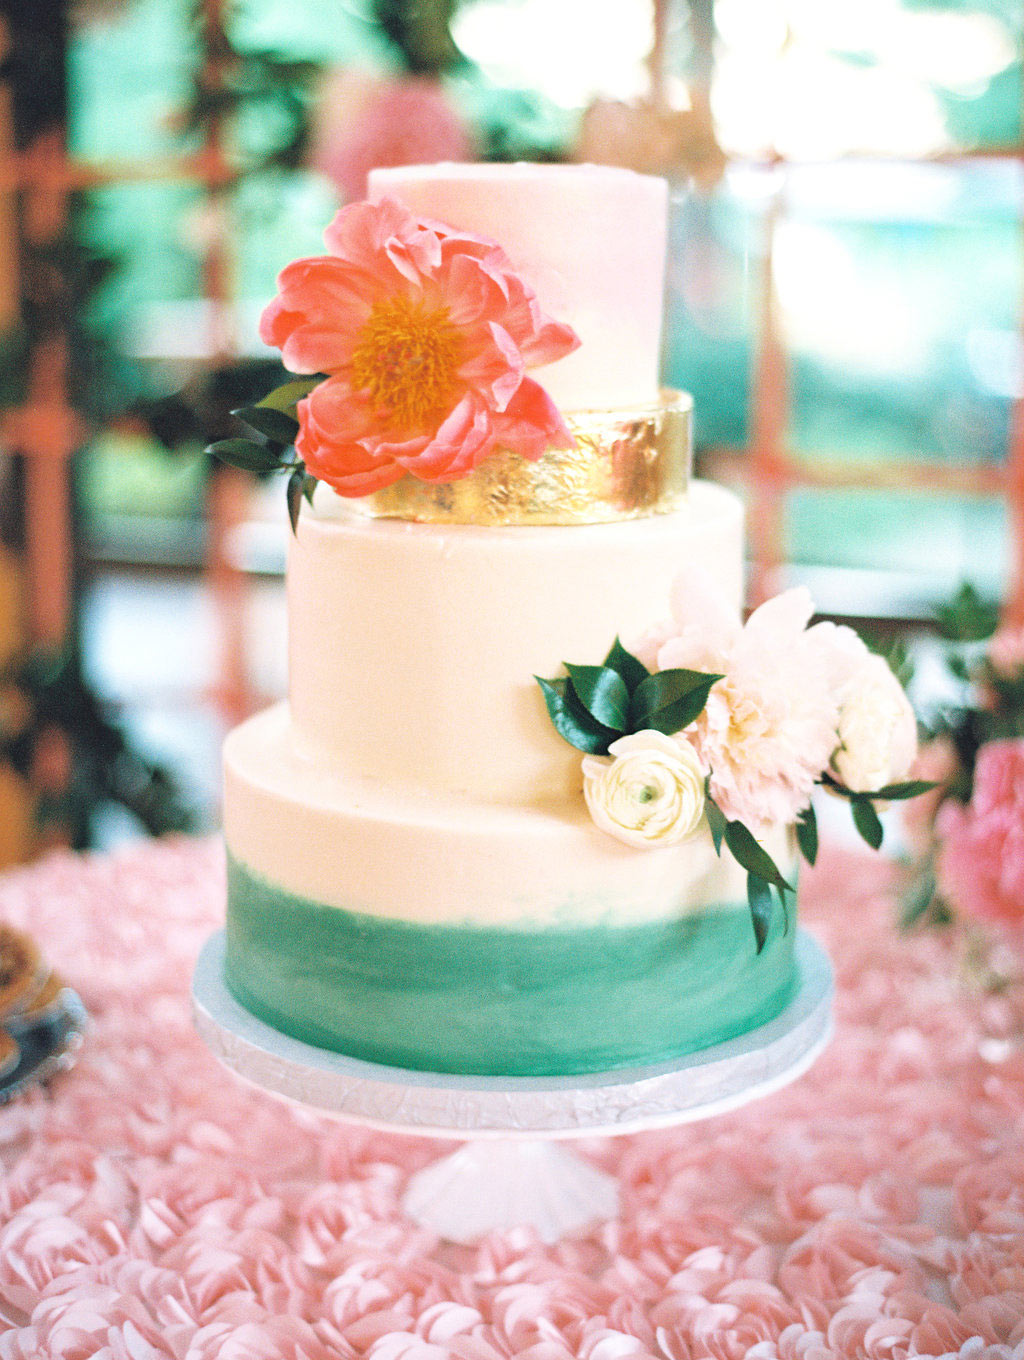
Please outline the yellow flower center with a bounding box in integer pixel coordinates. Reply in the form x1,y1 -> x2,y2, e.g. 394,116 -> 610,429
349,295 -> 463,431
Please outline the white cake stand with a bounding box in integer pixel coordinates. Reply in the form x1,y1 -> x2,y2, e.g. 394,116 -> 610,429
193,929 -> 832,1244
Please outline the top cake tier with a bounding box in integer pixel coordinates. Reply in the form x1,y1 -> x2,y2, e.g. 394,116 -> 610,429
368,163 -> 669,413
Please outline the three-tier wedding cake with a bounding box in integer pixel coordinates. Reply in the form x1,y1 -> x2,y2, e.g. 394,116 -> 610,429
219,163 -> 917,1077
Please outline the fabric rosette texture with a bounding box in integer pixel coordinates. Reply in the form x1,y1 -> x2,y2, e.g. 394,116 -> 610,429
259,197 -> 580,496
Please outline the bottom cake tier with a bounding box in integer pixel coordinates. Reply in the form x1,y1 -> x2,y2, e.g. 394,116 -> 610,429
223,707 -> 798,1078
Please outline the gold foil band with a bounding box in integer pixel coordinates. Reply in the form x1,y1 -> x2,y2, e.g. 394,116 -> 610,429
355,389 -> 692,526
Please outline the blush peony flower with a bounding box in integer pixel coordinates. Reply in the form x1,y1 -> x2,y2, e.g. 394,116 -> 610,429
259,197 -> 580,496
646,570 -> 841,828
582,730 -> 706,849
832,652 -> 918,794
936,739 -> 1024,928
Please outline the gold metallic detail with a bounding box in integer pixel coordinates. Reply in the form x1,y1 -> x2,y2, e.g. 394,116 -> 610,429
354,390 -> 692,526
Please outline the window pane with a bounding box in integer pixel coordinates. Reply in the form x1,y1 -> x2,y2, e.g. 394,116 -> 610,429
782,160 -> 1022,468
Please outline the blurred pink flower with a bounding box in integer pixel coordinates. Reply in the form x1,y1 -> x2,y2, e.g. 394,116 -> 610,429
901,736 -> 959,854
260,197 -> 579,495
937,739 -> 1024,927
311,70 -> 474,203
987,625 -> 1024,679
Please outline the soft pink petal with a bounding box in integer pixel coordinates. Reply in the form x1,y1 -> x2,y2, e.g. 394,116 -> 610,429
323,197 -> 440,281
491,377 -> 575,460
396,394 -> 494,480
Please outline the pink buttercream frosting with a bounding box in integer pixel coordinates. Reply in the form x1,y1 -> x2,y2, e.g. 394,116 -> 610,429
0,837 -> 1022,1354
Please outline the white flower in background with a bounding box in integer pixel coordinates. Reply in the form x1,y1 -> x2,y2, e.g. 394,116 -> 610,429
832,652 -> 918,793
582,730 -> 706,849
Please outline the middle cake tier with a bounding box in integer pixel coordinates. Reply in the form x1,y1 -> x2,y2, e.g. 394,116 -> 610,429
287,479 -> 744,805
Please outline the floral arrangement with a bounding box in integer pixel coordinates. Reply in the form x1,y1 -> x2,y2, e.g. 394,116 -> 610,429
206,196 -> 579,525
539,567 -> 930,949
902,585 -> 1024,940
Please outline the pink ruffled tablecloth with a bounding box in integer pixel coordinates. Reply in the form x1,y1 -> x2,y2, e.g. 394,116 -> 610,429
1,836 -> 1023,1359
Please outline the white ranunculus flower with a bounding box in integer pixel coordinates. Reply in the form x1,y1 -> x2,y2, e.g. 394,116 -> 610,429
832,653 -> 918,793
581,730 -> 706,849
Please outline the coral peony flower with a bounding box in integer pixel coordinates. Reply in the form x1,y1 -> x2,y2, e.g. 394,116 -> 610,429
645,568 -> 841,828
310,70 -> 474,204
260,197 -> 580,496
937,739 -> 1024,927
582,730 -> 706,849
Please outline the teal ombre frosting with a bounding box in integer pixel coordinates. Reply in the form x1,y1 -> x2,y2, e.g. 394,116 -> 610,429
225,854 -> 798,1077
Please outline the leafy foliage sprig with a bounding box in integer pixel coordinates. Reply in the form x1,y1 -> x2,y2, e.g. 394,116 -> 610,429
900,582 -> 1018,930
539,637 -> 934,953
206,376 -> 323,531
537,638 -> 793,952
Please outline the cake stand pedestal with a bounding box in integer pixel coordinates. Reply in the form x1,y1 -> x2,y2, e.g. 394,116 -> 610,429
193,930 -> 832,1244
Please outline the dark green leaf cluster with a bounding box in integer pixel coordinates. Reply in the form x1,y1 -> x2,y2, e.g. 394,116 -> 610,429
373,0 -> 467,75
935,581 -> 1000,644
537,641 -> 795,952
536,638 -> 721,756
1,649 -> 197,849
702,777 -> 792,954
205,377 -> 323,532
185,6 -> 322,175
898,858 -> 952,932
922,585 -> 1024,826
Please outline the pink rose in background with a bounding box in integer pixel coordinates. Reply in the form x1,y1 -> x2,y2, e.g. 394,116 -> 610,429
310,69 -> 474,204
260,197 -> 580,495
937,739 -> 1024,927
987,625 -> 1024,679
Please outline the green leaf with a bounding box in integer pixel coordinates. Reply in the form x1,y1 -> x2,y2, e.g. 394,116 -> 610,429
723,820 -> 792,893
565,664 -> 630,731
258,376 -> 323,413
747,874 -> 774,954
603,637 -> 649,694
231,404 -> 300,443
301,472 -> 319,507
536,677 -> 618,754
777,878 -> 791,934
851,795 -> 884,850
873,779 -> 938,801
899,869 -> 937,931
796,804 -> 818,866
630,668 -> 723,736
286,467 -> 305,533
934,581 -> 999,643
704,786 -> 727,856
206,438 -> 283,473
